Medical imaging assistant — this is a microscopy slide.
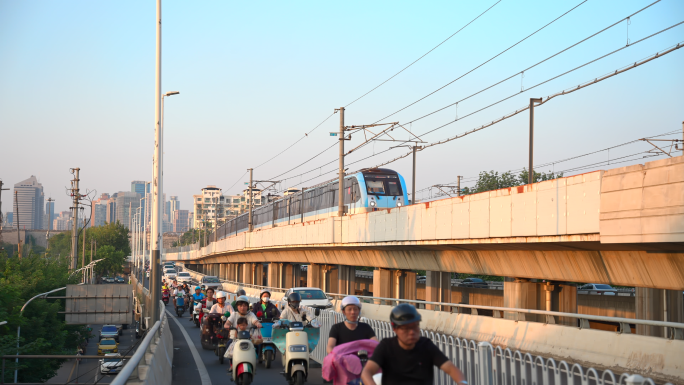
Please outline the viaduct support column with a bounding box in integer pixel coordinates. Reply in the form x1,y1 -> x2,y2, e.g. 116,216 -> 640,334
425,271 -> 451,311
636,288 -> 684,337
219,264 -> 226,280
283,264 -> 296,289
373,269 -> 392,304
268,263 -> 281,288
307,264 -> 322,289
337,265 -> 357,295
503,279 -> 577,325
242,263 -> 254,285
323,265 -> 338,294
293,264 -> 302,288
254,263 -> 264,287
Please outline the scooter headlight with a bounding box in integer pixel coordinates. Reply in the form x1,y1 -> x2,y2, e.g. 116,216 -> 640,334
239,342 -> 250,351
289,345 -> 307,353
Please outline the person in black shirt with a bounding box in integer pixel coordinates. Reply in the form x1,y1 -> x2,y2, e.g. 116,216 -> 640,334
326,296 -> 377,354
361,304 -> 465,385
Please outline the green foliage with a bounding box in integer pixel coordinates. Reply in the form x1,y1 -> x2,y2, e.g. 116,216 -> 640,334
461,168 -> 563,195
174,228 -> 210,247
0,250 -> 87,383
46,221 -> 131,274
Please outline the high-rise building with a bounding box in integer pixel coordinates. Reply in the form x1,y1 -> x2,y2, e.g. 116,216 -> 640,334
3,212 -> 13,229
193,186 -> 223,229
131,181 -> 149,197
42,199 -> 55,230
53,211 -> 72,231
173,210 -> 189,233
106,196 -> 117,225
13,176 -> 44,230
221,189 -> 264,219
115,192 -> 141,229
91,193 -> 110,227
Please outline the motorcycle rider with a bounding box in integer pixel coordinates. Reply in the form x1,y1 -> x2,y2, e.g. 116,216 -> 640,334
326,296 -> 376,354
360,304 -> 466,385
279,292 -> 309,322
224,295 -> 263,329
173,285 -> 186,313
190,286 -> 206,321
231,289 -> 247,310
210,291 -> 234,315
252,289 -> 280,318
199,288 -> 215,325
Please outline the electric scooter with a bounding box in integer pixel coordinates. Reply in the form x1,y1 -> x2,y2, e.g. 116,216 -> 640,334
192,301 -> 201,327
228,329 -> 257,384
162,289 -> 170,305
272,309 -> 321,385
256,309 -> 279,369
175,294 -> 185,317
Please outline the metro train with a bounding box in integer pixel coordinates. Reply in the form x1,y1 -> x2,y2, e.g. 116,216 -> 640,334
217,168 -> 408,238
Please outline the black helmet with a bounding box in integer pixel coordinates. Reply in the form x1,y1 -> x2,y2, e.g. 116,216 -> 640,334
287,292 -> 301,309
236,289 -> 246,296
390,303 -> 421,327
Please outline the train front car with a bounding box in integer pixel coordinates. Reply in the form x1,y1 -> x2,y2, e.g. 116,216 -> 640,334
356,168 -> 408,211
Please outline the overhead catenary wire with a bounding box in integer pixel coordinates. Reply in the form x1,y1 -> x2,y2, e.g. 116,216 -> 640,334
368,0 -> 590,125
344,0 -> 503,108
346,40 -> 684,175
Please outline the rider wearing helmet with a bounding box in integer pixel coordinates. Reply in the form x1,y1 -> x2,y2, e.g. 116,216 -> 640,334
279,292 -> 309,322
231,289 -> 247,310
209,291 -> 233,315
326,296 -> 376,354
361,304 -> 465,385
252,289 -> 280,319
224,295 -> 262,329
190,286 -> 206,320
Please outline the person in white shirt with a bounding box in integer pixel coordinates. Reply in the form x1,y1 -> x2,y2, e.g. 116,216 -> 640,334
224,296 -> 262,329
209,291 -> 234,315
279,292 -> 310,322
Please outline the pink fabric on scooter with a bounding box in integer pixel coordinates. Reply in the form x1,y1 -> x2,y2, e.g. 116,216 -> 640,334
322,339 -> 379,384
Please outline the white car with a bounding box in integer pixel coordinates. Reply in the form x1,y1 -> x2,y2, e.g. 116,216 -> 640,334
281,287 -> 333,310
176,272 -> 192,283
100,353 -> 124,374
579,283 -> 617,295
164,269 -> 177,280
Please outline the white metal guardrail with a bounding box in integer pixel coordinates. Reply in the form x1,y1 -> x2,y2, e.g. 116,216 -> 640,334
111,301 -> 172,385
309,308 -> 668,385
180,265 -> 684,339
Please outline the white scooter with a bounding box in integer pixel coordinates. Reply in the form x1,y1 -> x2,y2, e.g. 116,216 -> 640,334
273,309 -> 321,385
192,301 -> 201,327
227,329 -> 257,385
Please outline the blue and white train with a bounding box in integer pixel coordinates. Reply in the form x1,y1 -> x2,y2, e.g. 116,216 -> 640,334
216,168 -> 408,239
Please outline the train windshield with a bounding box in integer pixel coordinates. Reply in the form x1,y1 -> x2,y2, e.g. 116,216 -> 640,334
363,173 -> 403,196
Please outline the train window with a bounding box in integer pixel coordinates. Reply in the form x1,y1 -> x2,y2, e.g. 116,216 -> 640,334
388,181 -> 402,196
366,180 -> 385,194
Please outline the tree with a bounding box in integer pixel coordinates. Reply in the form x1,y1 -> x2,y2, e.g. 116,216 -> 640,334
0,250 -> 87,383
173,228 -> 209,247
461,168 -> 563,195
93,245 -> 125,276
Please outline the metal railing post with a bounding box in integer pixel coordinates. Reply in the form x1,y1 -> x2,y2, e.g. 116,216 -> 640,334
478,342 -> 493,385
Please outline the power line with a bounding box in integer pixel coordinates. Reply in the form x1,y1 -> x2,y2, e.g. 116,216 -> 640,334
368,0 -> 590,125
225,171 -> 248,194
344,0 -> 503,108
350,40 -> 683,174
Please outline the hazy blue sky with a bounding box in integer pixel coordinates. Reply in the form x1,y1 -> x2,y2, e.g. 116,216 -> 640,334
1,0 -> 682,213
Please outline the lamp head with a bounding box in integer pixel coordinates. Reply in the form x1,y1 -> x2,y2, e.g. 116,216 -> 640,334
164,91 -> 180,97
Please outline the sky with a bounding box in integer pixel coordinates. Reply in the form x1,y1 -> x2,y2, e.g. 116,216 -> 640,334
1,0 -> 682,213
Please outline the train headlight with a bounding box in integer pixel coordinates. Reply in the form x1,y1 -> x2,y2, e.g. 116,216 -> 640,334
397,202 -> 402,207
369,201 -> 376,207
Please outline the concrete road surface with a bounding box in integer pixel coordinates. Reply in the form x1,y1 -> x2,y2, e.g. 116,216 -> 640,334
165,300 -> 326,385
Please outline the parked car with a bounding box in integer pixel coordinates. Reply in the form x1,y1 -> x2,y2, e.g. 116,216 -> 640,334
199,276 -> 223,291
100,353 -> 124,375
99,325 -> 120,342
416,276 -> 426,284
578,283 -> 617,295
114,276 -> 125,284
281,287 -> 333,310
176,272 -> 192,284
97,338 -> 119,355
458,278 -> 488,289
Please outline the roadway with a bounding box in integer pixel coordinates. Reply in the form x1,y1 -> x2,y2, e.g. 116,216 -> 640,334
164,300 -> 326,385
47,323 -> 138,384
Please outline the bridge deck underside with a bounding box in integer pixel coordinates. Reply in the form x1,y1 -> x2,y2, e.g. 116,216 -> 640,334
180,238 -> 684,290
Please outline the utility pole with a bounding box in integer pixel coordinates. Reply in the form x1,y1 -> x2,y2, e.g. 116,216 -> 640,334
0,179 -> 8,244
82,217 -> 87,282
69,168 -> 80,270
528,98 -> 542,185
15,191 -> 22,258
45,197 -> 54,251
248,168 -> 253,232
338,107 -> 345,217
411,146 -> 417,203
457,176 -> 463,196
90,240 -> 94,283
150,0 -> 162,323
